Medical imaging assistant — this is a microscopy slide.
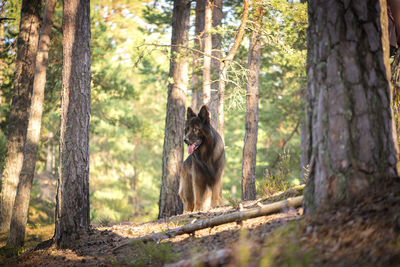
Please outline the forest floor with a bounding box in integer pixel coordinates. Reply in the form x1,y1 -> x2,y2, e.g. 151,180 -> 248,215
1,178 -> 400,267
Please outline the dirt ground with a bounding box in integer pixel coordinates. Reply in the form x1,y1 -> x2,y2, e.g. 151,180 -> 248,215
2,179 -> 400,266
2,195 -> 303,266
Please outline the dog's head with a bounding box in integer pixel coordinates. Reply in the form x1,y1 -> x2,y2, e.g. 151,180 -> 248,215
184,105 -> 210,155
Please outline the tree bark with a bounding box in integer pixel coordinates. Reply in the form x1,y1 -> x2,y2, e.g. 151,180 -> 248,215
158,0 -> 190,218
7,0 -> 57,248
0,2 -> 5,113
391,49 -> 400,153
202,0 -> 213,108
303,0 -> 398,212
191,0 -> 205,112
208,0 -> 223,129
0,0 -> 42,233
241,4 -> 262,201
54,0 -> 91,248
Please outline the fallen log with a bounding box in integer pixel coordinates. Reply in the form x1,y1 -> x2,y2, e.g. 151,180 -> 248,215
113,195 -> 303,252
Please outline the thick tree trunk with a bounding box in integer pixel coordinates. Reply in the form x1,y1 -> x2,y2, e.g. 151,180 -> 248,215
208,0 -> 223,128
202,0 -> 213,108
304,0 -> 398,212
158,0 -> 190,218
0,0 -> 41,233
54,0 -> 91,248
191,0 -> 205,112
7,0 -> 57,247
241,4 -> 262,201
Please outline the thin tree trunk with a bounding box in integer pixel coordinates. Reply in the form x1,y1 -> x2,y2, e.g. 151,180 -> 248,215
202,0 -> 213,108
241,4 -> 262,201
54,0 -> 91,248
208,0 -> 223,129
0,0 -> 42,233
304,0 -> 398,212
217,0 -> 250,140
158,0 -> 191,219
45,132 -> 54,173
7,0 -> 57,247
191,0 -> 205,112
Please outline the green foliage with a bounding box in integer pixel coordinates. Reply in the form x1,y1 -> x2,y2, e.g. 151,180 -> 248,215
88,0 -> 169,223
222,0 -> 307,202
97,216 -> 112,227
261,150 -> 292,197
142,1 -> 172,34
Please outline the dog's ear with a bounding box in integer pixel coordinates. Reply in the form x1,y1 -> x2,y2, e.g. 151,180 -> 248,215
187,107 -> 196,120
198,105 -> 210,124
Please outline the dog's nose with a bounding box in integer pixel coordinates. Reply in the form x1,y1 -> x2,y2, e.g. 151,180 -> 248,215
184,137 -> 189,144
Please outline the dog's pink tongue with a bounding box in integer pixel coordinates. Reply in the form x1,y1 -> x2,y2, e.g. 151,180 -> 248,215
188,144 -> 195,155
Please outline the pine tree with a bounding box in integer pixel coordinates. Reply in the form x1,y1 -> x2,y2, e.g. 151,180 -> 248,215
303,0 -> 398,211
0,0 -> 42,233
54,0 -> 91,248
158,0 -> 191,218
7,0 -> 57,247
241,3 -> 263,201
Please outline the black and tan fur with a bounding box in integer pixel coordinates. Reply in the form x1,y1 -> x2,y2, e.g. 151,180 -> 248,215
179,105 -> 225,212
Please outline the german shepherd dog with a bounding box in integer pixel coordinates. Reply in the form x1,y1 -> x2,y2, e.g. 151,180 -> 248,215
179,105 -> 225,212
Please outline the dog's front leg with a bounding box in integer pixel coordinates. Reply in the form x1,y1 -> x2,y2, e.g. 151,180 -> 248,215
179,164 -> 194,212
211,179 -> 222,208
192,176 -> 204,212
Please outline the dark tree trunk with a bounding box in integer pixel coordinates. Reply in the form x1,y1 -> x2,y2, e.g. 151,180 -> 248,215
303,0 -> 398,212
241,4 -> 262,201
0,0 -> 42,233
54,0 -> 91,248
158,0 -> 190,218
191,0 -> 205,112
7,0 -> 57,248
